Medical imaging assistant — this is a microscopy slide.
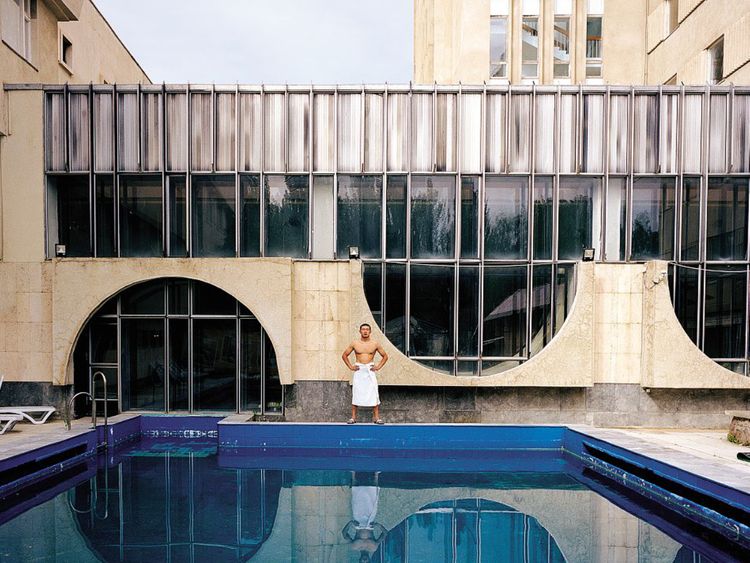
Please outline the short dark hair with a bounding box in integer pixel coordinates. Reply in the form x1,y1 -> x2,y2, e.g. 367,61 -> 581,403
359,323 -> 371,330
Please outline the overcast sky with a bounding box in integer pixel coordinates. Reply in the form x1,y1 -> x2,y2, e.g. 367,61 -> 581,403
94,0 -> 413,84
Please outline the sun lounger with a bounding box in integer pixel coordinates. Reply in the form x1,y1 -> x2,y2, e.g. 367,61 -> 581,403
0,407 -> 56,424
0,414 -> 22,435
0,376 -> 57,424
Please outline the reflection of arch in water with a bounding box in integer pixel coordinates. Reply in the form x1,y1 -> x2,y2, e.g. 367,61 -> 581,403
70,451 -> 283,561
373,498 -> 566,562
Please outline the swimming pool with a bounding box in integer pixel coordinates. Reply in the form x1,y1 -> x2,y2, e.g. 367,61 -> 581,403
0,418 -> 748,562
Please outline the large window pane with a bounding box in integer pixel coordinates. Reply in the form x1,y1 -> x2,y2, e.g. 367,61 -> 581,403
411,94 -> 433,172
337,175 -> 382,259
509,95 -> 531,172
117,92 -> 139,171
708,95 -> 728,173
169,319 -> 189,410
69,93 -> 90,172
681,177 -> 701,261
338,94 -> 362,172
554,264 -> 576,335
631,177 -> 675,261
385,263 -> 406,353
364,93 -> 384,172
313,94 -> 334,172
311,176 -> 334,259
483,266 -> 527,358
363,263 -> 383,328
265,175 -> 309,258
608,95 -> 629,173
485,94 -> 506,173
460,176 -> 479,258
706,177 -> 748,261
194,282 -> 236,316
411,176 -> 455,259
604,177 -> 627,261
534,95 -> 554,173
239,93 -> 262,171
582,94 -> 604,173
48,175 -> 90,257
558,177 -> 600,260
410,265 -> 454,357
521,17 -> 539,78
704,267 -> 747,359
490,16 -> 508,78
633,95 -> 658,173
386,175 -> 407,258
287,94 -> 309,171
121,280 -> 164,315
240,175 -> 261,257
460,94 -> 482,173
168,176 -> 187,257
215,93 -> 236,171
732,95 -> 750,173
673,267 -> 699,345
166,92 -> 187,171
241,318 -> 262,411
264,93 -> 285,172
121,318 -> 164,411
435,93 -> 456,172
553,17 -> 570,78
192,175 -> 236,257
119,175 -> 163,257
193,319 -> 236,411
683,95 -> 703,174
533,177 -> 552,260
530,265 -> 553,356
387,93 -> 409,171
264,333 -> 283,413
94,92 -> 114,172
485,176 -> 528,260
458,266 -> 479,357
45,93 -> 66,171
141,92 -> 162,172
559,94 -> 577,173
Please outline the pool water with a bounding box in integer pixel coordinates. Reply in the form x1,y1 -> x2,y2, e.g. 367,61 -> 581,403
0,438 -> 743,562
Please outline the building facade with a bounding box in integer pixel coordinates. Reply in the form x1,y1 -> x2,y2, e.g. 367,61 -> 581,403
0,82 -> 748,426
414,0 -> 750,86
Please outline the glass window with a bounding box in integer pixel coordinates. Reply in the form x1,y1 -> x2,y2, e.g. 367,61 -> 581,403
1,0 -> 33,60
485,94 -> 506,173
166,92 -> 187,171
530,265 -> 553,356
533,177 -> 553,260
706,177 -> 748,261
168,279 -> 189,315
240,318 -> 262,411
121,280 -> 164,315
264,93 -> 285,173
239,93 -> 262,171
95,175 -> 116,257
264,332 -> 283,413
534,95 -> 555,172
94,92 -> 114,172
608,95 -> 629,173
634,95 -> 659,173
732,95 -> 750,173
338,94 -> 362,172
460,176 -> 480,258
264,175 -> 309,258
673,266 -> 699,345
509,95 -> 531,172
385,263 -> 406,353
410,176 -> 455,259
604,177 -> 627,261
119,175 -> 163,257
586,16 -> 603,78
192,175 -> 236,257
141,92 -> 162,172
483,265 -> 527,358
191,93 -> 212,171
313,93 -> 334,172
47,175 -> 90,258
708,37 -> 724,85
337,175 -> 383,259
311,175 -> 334,259
704,267 -> 746,359
386,175 -> 407,258
681,177 -> 701,261
117,92 -> 139,171
521,17 -> 539,78
410,265 -> 454,357
364,93 -> 384,172
630,177 -> 676,261
240,175 -> 261,257
69,93 -> 90,172
411,94 -> 434,172
363,263 -> 382,328
121,318 -> 164,411
458,266 -> 479,356
193,319 -> 236,411
436,93 -> 457,172
554,264 -> 576,335
553,17 -> 570,78
490,16 -> 508,79
169,318 -> 189,410
582,95 -> 605,173
387,94 -> 409,172
709,94 -> 728,174
683,95 -> 703,174
558,177 -> 601,260
485,176 -> 528,260
45,93 -> 66,171
559,94 -> 577,173
194,282 -> 236,316
168,176 -> 188,257
215,93 -> 236,172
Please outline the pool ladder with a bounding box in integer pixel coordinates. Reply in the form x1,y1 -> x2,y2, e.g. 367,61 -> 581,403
67,371 -> 108,449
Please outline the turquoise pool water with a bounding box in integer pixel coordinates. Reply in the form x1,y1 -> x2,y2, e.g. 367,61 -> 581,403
0,438 -> 742,562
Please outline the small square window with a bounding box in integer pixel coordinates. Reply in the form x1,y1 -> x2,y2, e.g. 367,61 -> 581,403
60,33 -> 73,72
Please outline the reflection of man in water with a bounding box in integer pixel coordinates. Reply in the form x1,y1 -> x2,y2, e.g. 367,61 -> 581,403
342,472 -> 387,563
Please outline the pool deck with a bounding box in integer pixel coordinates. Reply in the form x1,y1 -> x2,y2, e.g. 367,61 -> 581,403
1,418 -> 749,493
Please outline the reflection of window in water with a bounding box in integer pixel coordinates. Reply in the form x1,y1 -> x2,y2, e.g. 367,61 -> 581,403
373,498 -> 566,562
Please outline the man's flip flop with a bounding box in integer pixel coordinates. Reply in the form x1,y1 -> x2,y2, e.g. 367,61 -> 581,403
347,418 -> 356,424
374,419 -> 384,425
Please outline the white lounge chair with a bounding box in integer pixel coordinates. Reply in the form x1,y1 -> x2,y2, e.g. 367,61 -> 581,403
0,376 -> 57,424
0,414 -> 22,435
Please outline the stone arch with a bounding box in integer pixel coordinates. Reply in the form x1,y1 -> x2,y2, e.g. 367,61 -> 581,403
52,259 -> 294,386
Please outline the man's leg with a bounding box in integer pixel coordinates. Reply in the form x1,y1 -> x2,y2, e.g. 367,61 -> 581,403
351,405 -> 357,420
373,405 -> 379,421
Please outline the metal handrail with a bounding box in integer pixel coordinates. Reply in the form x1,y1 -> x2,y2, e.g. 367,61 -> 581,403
68,391 -> 94,428
92,371 -> 108,439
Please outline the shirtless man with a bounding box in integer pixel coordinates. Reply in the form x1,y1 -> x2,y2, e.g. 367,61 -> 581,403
342,323 -> 388,424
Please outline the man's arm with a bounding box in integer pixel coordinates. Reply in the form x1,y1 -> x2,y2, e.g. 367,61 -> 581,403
371,343 -> 388,371
341,343 -> 357,371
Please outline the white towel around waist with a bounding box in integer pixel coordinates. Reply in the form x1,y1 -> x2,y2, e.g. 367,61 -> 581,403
352,363 -> 379,407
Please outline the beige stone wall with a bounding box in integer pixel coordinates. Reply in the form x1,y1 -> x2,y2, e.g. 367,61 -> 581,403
647,0 -> 750,84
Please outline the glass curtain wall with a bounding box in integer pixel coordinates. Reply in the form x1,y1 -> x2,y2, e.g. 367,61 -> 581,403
46,85 -> 750,377
73,279 -> 282,414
